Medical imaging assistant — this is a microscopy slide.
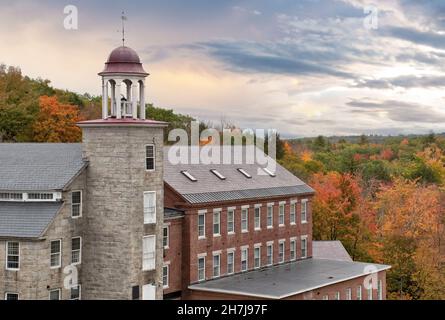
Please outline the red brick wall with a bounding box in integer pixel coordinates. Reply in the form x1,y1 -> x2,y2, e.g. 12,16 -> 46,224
163,218 -> 183,295
186,271 -> 387,300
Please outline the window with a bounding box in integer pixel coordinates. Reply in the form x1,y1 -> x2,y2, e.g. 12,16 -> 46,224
334,291 -> 340,300
227,208 -> 235,234
290,239 -> 296,261
71,191 -> 82,218
142,235 -> 156,271
70,285 -> 81,300
50,240 -> 61,268
254,206 -> 261,230
198,212 -> 205,239
181,170 -> 197,182
6,242 -> 20,270
49,289 -> 61,300
163,226 -> 169,248
5,293 -> 19,300
301,236 -> 308,258
163,265 -> 169,288
0,192 -> 23,201
213,210 -> 221,236
357,285 -> 362,300
279,203 -> 285,226
241,248 -> 248,271
213,254 -> 221,278
28,193 -> 53,200
198,256 -> 206,281
367,280 -> 373,300
241,208 -> 248,232
278,241 -> 285,263
346,288 -> 352,300
262,168 -> 276,177
322,295 -> 329,300
254,246 -> 261,269
267,205 -> 273,228
227,251 -> 235,274
266,243 -> 273,266
301,199 -> 308,223
378,280 -> 383,300
210,169 -> 226,180
290,202 -> 296,224
145,144 -> 155,170
237,168 -> 251,178
71,237 -> 81,265
143,191 -> 156,224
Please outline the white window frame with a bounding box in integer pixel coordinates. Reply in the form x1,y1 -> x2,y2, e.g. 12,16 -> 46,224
71,190 -> 82,218
346,288 -> 352,300
198,255 -> 206,281
266,242 -> 273,266
241,247 -> 248,272
6,241 -> 20,271
301,235 -> 308,259
322,295 -> 329,300
378,280 -> 383,300
71,236 -> 82,265
290,201 -> 296,225
227,208 -> 235,235
181,170 -> 197,182
143,191 -> 156,224
227,249 -> 235,275
163,225 -> 169,249
368,280 -> 373,300
50,239 -> 62,269
213,253 -> 221,278
278,240 -> 285,263
241,207 -> 249,233
142,235 -> 156,271
267,204 -> 274,229
198,210 -> 206,239
301,199 -> 308,223
210,169 -> 226,180
70,285 -> 81,300
49,288 -> 61,300
279,202 -> 285,227
254,245 -> 261,269
290,238 -> 297,261
334,291 -> 340,300
254,205 -> 261,231
237,168 -> 252,178
5,292 -> 19,300
145,144 -> 155,171
357,285 -> 362,300
213,209 -> 221,237
163,264 -> 169,289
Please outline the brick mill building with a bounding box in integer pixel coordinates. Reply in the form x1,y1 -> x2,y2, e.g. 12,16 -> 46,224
0,45 -> 390,300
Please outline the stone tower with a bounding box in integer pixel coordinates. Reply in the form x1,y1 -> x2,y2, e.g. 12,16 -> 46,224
78,45 -> 167,299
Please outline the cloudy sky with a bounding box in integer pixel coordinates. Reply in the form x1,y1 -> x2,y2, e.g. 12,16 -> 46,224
2,0 -> 445,137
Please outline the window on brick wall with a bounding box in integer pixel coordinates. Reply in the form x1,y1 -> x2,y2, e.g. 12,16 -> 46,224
213,254 -> 221,278
227,208 -> 235,234
267,205 -> 273,228
266,243 -> 273,266
71,237 -> 81,265
367,280 -> 373,300
49,289 -> 61,300
143,191 -> 156,224
198,256 -> 205,281
279,203 -> 285,226
163,226 -> 169,248
254,246 -> 261,269
378,280 -> 383,300
301,199 -> 308,223
278,241 -> 285,263
241,248 -> 248,272
254,206 -> 261,230
290,239 -> 296,261
346,288 -> 352,300
213,210 -> 221,236
71,191 -> 82,218
142,235 -> 156,271
163,265 -> 169,288
227,251 -> 234,274
334,291 -> 340,300
301,236 -> 308,259
198,212 -> 206,239
241,208 -> 248,232
50,240 -> 61,268
290,202 -> 296,224
6,241 -> 20,270
357,285 -> 362,300
145,144 -> 155,171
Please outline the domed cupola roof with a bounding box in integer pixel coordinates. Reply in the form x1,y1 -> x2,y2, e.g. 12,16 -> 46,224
99,46 -> 148,76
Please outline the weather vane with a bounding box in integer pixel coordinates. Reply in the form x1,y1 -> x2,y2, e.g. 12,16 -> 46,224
121,11 -> 127,46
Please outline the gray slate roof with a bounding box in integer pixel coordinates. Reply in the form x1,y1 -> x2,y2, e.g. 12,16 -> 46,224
164,207 -> 185,219
312,241 -> 353,262
0,143 -> 87,191
0,202 -> 63,238
164,146 -> 314,204
189,258 -> 391,299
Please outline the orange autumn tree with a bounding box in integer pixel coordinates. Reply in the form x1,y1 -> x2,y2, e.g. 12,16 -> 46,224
32,96 -> 83,142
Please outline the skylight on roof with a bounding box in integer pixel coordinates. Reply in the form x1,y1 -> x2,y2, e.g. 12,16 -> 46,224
210,169 -> 226,180
181,170 -> 197,182
262,168 -> 276,177
237,168 -> 252,178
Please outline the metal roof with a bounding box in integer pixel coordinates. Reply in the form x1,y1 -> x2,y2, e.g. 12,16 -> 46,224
0,143 -> 87,191
312,241 -> 353,262
0,202 -> 63,238
164,207 -> 185,219
164,146 -> 314,204
188,258 -> 391,299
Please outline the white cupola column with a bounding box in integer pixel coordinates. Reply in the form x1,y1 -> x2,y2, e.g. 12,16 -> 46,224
102,79 -> 108,119
110,82 -> 116,117
115,81 -> 122,119
140,81 -> 146,120
132,83 -> 138,119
